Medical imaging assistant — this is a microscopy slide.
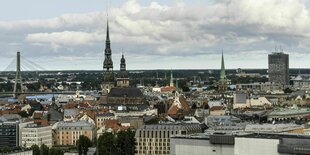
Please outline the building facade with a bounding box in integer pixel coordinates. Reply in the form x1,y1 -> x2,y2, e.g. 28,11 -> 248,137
236,82 -> 283,92
21,123 -> 53,148
268,52 -> 289,85
170,133 -> 310,155
96,113 -> 116,129
0,121 -> 19,148
54,121 -> 96,145
135,124 -> 202,155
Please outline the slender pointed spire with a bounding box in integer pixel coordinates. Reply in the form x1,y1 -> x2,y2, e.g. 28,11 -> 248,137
106,19 -> 110,42
102,12 -> 114,94
220,51 -> 226,80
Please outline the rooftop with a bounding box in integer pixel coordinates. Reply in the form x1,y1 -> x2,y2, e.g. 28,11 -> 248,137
57,121 -> 94,128
108,87 -> 143,98
269,107 -> 310,116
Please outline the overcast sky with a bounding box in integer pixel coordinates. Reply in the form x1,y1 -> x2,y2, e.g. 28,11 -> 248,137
1,0 -> 310,70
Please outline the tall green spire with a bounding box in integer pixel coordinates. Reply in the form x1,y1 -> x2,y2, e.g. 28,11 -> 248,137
220,51 -> 226,80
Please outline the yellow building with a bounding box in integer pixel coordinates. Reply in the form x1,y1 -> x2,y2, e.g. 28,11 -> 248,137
54,121 -> 96,145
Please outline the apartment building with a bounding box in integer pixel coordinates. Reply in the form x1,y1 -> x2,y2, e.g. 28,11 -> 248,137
135,123 -> 202,155
54,121 -> 96,145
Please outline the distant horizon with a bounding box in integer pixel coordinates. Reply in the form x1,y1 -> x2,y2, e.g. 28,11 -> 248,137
2,68 -> 310,72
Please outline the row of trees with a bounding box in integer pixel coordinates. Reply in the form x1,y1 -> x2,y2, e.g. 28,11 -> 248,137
97,129 -> 136,155
0,146 -> 23,154
76,129 -> 136,155
31,144 -> 64,155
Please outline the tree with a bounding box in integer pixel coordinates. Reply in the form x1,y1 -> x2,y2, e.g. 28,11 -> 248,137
31,144 -> 40,155
284,88 -> 293,94
97,132 -> 116,155
49,147 -> 64,155
1,146 -> 10,153
192,103 -> 197,109
77,135 -> 92,155
116,129 -> 136,155
18,110 -> 29,117
40,144 -> 49,155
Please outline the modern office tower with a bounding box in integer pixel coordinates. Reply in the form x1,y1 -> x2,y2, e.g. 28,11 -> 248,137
21,123 -> 52,148
268,52 -> 289,85
0,121 -> 19,148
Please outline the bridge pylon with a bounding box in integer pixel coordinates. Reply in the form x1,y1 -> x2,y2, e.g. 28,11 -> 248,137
13,51 -> 23,98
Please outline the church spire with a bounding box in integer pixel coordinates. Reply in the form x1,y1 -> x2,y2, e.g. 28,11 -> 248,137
120,52 -> 126,72
103,18 -> 113,69
218,51 -> 227,94
102,17 -> 115,94
220,51 -> 226,80
106,19 -> 110,43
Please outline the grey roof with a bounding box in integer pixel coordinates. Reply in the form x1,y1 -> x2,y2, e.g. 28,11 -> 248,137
57,121 -> 95,129
0,114 -> 21,122
64,109 -> 79,117
235,92 -> 247,104
108,88 -> 143,98
96,113 -> 115,117
48,108 -> 63,122
139,123 -> 201,130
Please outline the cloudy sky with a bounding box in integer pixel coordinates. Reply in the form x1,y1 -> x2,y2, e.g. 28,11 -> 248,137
1,0 -> 310,70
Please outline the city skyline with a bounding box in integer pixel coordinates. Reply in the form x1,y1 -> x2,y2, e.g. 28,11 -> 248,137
1,0 -> 310,70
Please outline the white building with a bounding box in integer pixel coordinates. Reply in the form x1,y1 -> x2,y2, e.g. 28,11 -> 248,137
170,133 -> 310,155
233,95 -> 272,109
21,123 -> 53,148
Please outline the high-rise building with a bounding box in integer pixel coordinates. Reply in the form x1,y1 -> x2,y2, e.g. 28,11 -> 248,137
0,121 -> 19,148
268,52 -> 289,85
102,19 -> 115,94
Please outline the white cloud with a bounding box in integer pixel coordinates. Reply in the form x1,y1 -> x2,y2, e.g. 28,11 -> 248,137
25,31 -> 103,46
1,0 -> 310,69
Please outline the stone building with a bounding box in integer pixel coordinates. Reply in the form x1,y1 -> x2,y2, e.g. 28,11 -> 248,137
54,121 -> 96,145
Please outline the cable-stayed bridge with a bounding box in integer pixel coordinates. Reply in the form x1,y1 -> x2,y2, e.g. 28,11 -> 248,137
2,53 -> 46,72
0,52 -> 75,98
